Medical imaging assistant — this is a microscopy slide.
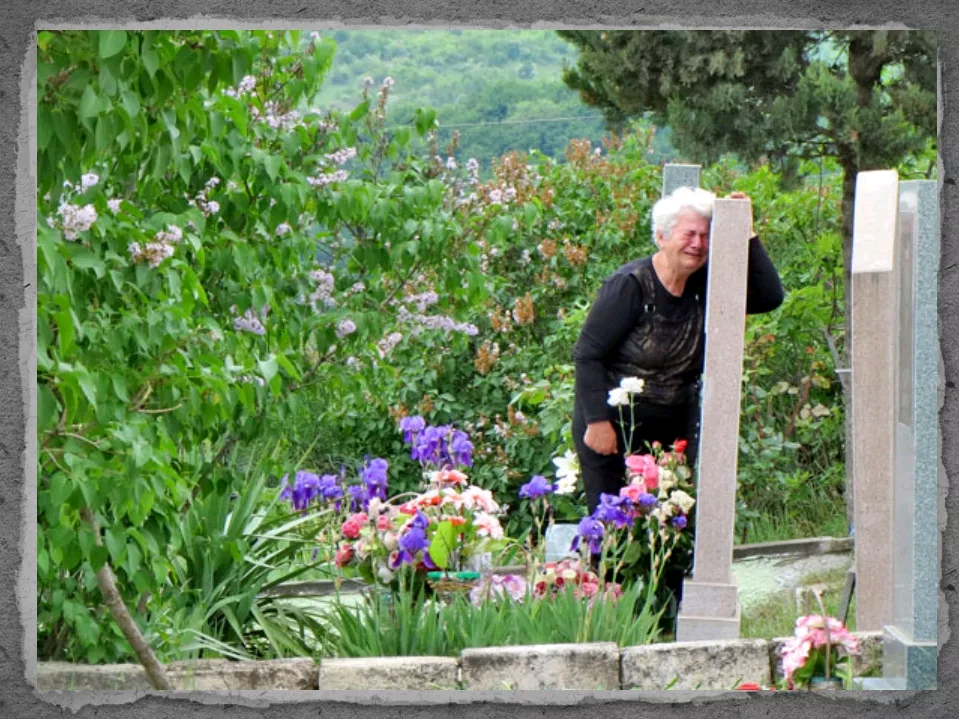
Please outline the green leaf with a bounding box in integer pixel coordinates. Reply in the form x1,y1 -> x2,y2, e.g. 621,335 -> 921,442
78,85 -> 104,120
427,520 -> 458,570
71,250 -> 106,278
120,88 -> 141,118
349,100 -> 370,122
264,155 -> 281,182
141,49 -> 159,78
258,356 -> 278,384
37,106 -> 53,152
98,30 -> 127,59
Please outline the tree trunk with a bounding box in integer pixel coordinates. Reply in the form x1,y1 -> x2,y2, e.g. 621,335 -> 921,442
80,508 -> 173,690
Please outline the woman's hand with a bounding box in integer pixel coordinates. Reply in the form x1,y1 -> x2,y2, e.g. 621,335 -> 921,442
726,191 -> 755,236
584,421 -> 619,455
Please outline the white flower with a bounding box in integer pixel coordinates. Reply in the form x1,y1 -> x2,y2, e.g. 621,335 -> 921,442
669,489 -> 696,514
80,172 -> 100,190
555,474 -> 578,496
619,376 -> 646,395
607,387 -> 630,407
275,222 -> 292,236
107,198 -> 122,213
658,467 -> 678,492
551,449 -> 580,495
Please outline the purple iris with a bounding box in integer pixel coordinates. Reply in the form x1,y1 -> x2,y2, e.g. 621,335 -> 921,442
279,470 -> 321,511
570,516 -> 605,555
410,425 -> 449,466
361,457 -> 389,501
318,474 -> 343,501
671,515 -> 688,530
347,483 -> 371,511
637,493 -> 658,509
449,430 -> 474,467
593,493 -> 632,528
395,525 -> 430,565
518,475 -> 556,499
398,415 -> 426,444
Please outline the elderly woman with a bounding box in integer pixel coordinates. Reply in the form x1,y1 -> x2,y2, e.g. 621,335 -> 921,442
572,186 -> 784,515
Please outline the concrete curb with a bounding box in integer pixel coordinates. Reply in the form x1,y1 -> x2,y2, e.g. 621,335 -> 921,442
36,632 -> 883,691
732,536 -> 854,560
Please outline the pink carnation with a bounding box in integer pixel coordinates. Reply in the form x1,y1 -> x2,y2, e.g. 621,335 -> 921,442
625,454 -> 659,490
619,481 -> 645,502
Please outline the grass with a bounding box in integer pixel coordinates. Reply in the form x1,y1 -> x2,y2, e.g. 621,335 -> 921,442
740,566 -> 856,640
737,510 -> 849,546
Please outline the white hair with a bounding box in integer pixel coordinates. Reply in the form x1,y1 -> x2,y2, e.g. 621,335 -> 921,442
651,186 -> 716,245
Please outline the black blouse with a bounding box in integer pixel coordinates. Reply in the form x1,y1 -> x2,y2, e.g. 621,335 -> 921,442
573,236 -> 784,424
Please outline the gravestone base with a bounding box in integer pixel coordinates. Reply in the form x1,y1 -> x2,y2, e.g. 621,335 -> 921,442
676,581 -> 740,641
675,612 -> 741,642
880,625 -> 937,690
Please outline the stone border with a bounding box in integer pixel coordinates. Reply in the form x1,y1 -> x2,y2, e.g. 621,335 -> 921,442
35,633 -> 881,692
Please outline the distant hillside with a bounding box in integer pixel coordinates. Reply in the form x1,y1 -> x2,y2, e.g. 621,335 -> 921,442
307,29 -> 675,170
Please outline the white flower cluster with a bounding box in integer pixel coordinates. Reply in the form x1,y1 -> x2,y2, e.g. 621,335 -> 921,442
607,376 -> 646,407
325,147 -> 357,166
396,306 -> 478,337
335,318 -> 357,338
251,100 -> 303,131
224,75 -> 257,98
187,176 -> 221,217
128,224 -> 184,268
376,331 -> 403,358
307,268 -> 337,309
80,173 -> 100,191
232,305 -> 268,336
403,290 -> 439,313
107,198 -> 123,213
275,222 -> 292,237
307,170 -> 349,187
56,201 -> 98,240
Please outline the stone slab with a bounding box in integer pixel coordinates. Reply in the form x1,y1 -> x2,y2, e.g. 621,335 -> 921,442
621,638 -> 769,691
851,170 -> 900,633
543,522 -> 579,562
676,580 -> 739,617
674,613 -> 742,643
460,642 -> 619,691
318,656 -> 459,690
882,624 -> 937,689
661,163 -> 702,195
36,658 -> 319,691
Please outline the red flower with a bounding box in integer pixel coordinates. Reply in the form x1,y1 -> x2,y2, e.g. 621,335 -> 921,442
673,439 -> 688,454
736,683 -> 761,691
334,544 -> 354,567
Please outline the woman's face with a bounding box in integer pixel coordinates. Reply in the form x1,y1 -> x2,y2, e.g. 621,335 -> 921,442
658,209 -> 710,274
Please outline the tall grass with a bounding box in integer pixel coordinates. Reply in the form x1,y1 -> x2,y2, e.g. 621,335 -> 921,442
324,579 -> 665,657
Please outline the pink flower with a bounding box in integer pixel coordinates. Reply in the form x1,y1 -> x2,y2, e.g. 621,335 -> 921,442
577,581 -> 599,598
625,454 -> 659,490
619,481 -> 645,502
473,511 -> 503,539
432,468 -> 469,486
377,514 -> 392,531
341,512 -> 368,539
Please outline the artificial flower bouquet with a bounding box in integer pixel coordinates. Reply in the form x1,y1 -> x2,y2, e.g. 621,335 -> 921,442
779,614 -> 861,689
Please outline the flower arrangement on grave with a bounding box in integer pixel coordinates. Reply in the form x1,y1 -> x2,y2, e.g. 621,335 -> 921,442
779,613 -> 861,689
571,376 -> 698,603
278,416 -> 519,592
